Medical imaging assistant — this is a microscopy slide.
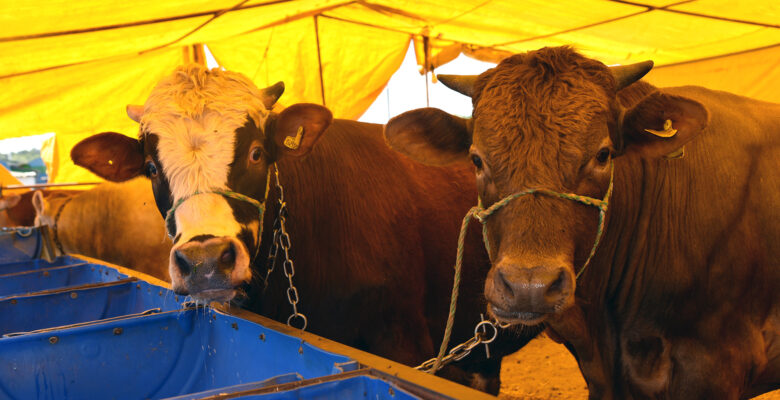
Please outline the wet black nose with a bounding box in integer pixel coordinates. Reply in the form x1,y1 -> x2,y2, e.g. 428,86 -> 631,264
487,263 -> 574,314
173,237 -> 237,277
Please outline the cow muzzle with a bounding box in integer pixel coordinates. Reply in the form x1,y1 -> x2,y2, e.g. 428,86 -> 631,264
485,260 -> 575,326
169,236 -> 252,302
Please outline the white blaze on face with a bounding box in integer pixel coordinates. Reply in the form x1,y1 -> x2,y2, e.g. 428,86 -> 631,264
138,65 -> 270,290
152,112 -> 243,243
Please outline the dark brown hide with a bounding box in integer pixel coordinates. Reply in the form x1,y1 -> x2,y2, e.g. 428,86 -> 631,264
247,119 -> 535,393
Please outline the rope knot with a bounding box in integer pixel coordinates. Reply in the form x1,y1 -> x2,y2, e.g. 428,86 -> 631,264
471,207 -> 488,223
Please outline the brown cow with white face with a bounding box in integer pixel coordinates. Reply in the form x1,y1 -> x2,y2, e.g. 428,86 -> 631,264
385,46 -> 780,398
69,64 -> 537,393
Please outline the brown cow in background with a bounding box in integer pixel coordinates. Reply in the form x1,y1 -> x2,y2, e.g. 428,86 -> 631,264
33,177 -> 171,281
385,46 -> 780,398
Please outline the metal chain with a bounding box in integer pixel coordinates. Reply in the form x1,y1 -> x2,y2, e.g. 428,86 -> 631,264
415,316 -> 506,373
262,166 -> 307,331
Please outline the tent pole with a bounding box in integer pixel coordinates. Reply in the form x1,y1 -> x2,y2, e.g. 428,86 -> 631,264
314,15 -> 326,107
183,44 -> 206,66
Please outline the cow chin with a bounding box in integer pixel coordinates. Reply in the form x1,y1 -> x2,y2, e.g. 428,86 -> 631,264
192,288 -> 238,303
168,236 -> 253,303
488,303 -> 553,327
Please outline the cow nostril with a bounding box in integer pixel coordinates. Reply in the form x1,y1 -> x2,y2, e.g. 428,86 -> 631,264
174,250 -> 191,275
496,269 -> 514,295
220,243 -> 236,265
545,268 -> 570,300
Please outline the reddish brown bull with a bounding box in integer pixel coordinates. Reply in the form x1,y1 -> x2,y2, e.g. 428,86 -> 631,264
385,46 -> 780,398
68,65 -> 536,393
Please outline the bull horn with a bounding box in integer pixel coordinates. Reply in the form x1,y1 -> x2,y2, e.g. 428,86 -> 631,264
126,105 -> 144,123
262,81 -> 285,110
609,60 -> 654,90
438,74 -> 478,98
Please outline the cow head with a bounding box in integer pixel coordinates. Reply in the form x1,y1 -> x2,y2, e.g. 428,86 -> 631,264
0,194 -> 22,227
385,47 -> 708,326
71,65 -> 332,302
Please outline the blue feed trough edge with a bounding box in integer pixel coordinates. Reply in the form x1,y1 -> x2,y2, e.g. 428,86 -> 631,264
0,227 -> 491,400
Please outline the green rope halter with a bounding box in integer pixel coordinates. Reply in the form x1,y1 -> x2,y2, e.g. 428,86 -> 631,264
430,161 -> 614,373
164,168 -> 273,242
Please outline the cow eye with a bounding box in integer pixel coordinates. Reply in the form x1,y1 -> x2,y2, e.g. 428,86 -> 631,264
595,148 -> 610,164
471,154 -> 483,169
145,160 -> 158,178
249,147 -> 263,164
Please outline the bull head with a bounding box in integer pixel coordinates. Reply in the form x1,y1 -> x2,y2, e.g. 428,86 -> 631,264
71,67 -> 334,304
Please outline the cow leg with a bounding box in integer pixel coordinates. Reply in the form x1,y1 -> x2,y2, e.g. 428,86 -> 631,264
663,338 -> 746,399
366,307 -> 435,366
437,359 -> 502,395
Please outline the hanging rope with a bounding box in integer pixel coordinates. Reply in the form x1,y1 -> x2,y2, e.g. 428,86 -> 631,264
427,161 -> 614,373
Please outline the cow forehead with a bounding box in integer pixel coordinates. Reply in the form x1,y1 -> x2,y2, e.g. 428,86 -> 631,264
472,78 -> 609,186
139,64 -> 269,133
467,49 -> 618,185
138,65 -> 269,200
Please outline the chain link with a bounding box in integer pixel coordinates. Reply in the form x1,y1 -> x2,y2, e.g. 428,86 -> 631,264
415,317 -> 501,373
262,166 -> 307,331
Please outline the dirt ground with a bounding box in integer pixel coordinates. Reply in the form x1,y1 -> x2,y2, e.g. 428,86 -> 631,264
499,336 -> 780,400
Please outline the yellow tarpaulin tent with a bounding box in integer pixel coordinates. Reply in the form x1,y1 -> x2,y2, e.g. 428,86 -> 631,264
0,164 -> 24,196
1,1 -> 777,183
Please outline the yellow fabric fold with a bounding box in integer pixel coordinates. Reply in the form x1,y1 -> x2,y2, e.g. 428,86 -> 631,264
0,0 -> 776,182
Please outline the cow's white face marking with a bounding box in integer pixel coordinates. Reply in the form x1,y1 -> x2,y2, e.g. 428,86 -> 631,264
138,65 -> 271,294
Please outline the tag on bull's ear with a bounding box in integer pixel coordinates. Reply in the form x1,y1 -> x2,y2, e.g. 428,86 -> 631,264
283,126 -> 304,150
664,146 -> 685,160
621,91 -> 708,159
644,119 -> 677,138
273,103 -> 332,158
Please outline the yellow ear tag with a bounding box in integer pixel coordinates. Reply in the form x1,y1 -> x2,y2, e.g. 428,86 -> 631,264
645,119 -> 677,138
664,146 -> 685,160
283,126 -> 303,150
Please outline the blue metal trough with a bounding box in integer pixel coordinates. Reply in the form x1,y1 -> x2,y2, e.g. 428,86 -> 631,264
0,226 -> 490,400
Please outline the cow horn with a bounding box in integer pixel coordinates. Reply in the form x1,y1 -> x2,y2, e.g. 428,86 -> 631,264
609,60 -> 654,90
438,75 -> 478,98
262,81 -> 285,110
126,105 -> 144,123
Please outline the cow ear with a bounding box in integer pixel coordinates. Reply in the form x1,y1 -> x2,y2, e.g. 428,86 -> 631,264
31,191 -> 47,224
126,104 -> 144,123
384,108 -> 472,165
71,132 -> 145,181
271,103 -> 333,158
619,91 -> 709,159
0,194 -> 22,211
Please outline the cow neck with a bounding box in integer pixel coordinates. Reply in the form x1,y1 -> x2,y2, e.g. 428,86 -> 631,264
578,155 -> 655,300
550,152 -> 696,399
